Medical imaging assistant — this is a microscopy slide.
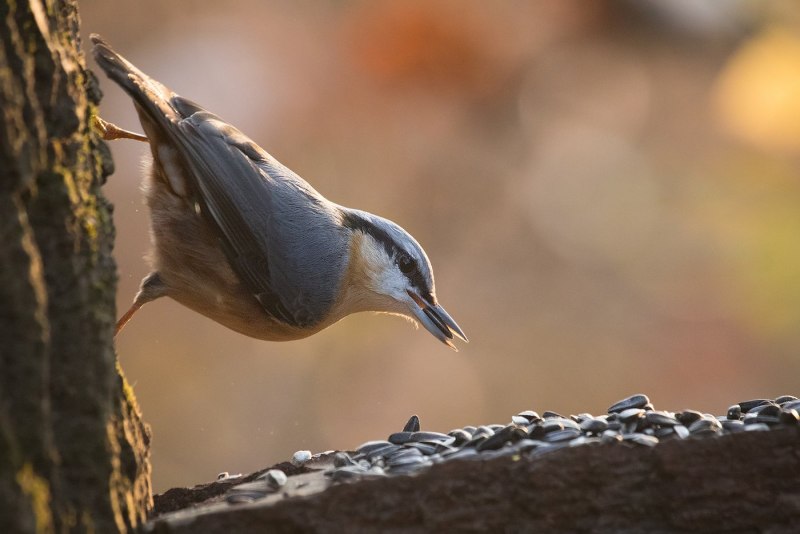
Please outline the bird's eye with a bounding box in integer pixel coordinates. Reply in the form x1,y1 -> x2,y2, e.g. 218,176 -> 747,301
397,254 -> 416,274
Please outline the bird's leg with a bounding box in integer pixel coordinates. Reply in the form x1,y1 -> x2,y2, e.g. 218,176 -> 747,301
93,115 -> 149,142
116,272 -> 167,336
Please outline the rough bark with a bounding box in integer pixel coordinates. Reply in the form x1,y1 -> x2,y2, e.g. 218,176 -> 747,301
0,1 -> 151,532
150,427 -> 800,533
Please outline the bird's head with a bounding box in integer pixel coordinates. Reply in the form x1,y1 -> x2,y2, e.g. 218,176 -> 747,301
340,210 -> 468,350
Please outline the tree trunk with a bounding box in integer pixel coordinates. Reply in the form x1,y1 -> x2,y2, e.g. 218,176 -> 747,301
0,1 -> 151,532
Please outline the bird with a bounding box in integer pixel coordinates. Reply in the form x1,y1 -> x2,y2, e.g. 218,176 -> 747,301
91,35 -> 467,350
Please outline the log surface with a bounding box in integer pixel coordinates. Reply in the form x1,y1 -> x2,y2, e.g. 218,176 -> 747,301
150,427 -> 800,533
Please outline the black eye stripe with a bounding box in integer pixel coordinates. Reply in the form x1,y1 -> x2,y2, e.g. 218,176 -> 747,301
342,212 -> 395,257
342,212 -> 432,297
398,255 -> 428,295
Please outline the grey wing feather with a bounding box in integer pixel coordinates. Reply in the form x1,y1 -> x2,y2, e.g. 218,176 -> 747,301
174,114 -> 298,324
92,36 -> 344,327
172,117 -> 346,327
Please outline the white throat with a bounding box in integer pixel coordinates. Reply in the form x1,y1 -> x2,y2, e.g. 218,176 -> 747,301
332,232 -> 410,318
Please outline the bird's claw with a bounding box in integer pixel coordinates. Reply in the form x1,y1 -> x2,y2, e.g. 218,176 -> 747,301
93,115 -> 148,142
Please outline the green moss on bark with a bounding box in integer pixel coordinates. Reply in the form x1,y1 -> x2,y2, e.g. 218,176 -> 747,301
0,1 -> 151,532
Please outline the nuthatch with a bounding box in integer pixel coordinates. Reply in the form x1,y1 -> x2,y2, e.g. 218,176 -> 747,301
91,36 -> 467,349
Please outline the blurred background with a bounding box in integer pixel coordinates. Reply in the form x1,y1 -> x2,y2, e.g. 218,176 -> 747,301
80,0 -> 800,492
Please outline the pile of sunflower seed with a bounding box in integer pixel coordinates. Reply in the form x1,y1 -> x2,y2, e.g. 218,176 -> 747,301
323,393 -> 799,482
224,394 -> 798,503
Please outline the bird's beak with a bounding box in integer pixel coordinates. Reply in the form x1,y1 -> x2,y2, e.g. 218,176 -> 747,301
407,290 -> 468,351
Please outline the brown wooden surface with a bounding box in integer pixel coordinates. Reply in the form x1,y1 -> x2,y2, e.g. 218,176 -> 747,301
150,427 -> 800,533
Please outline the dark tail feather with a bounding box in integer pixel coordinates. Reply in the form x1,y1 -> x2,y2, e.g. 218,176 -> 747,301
90,34 -> 180,124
